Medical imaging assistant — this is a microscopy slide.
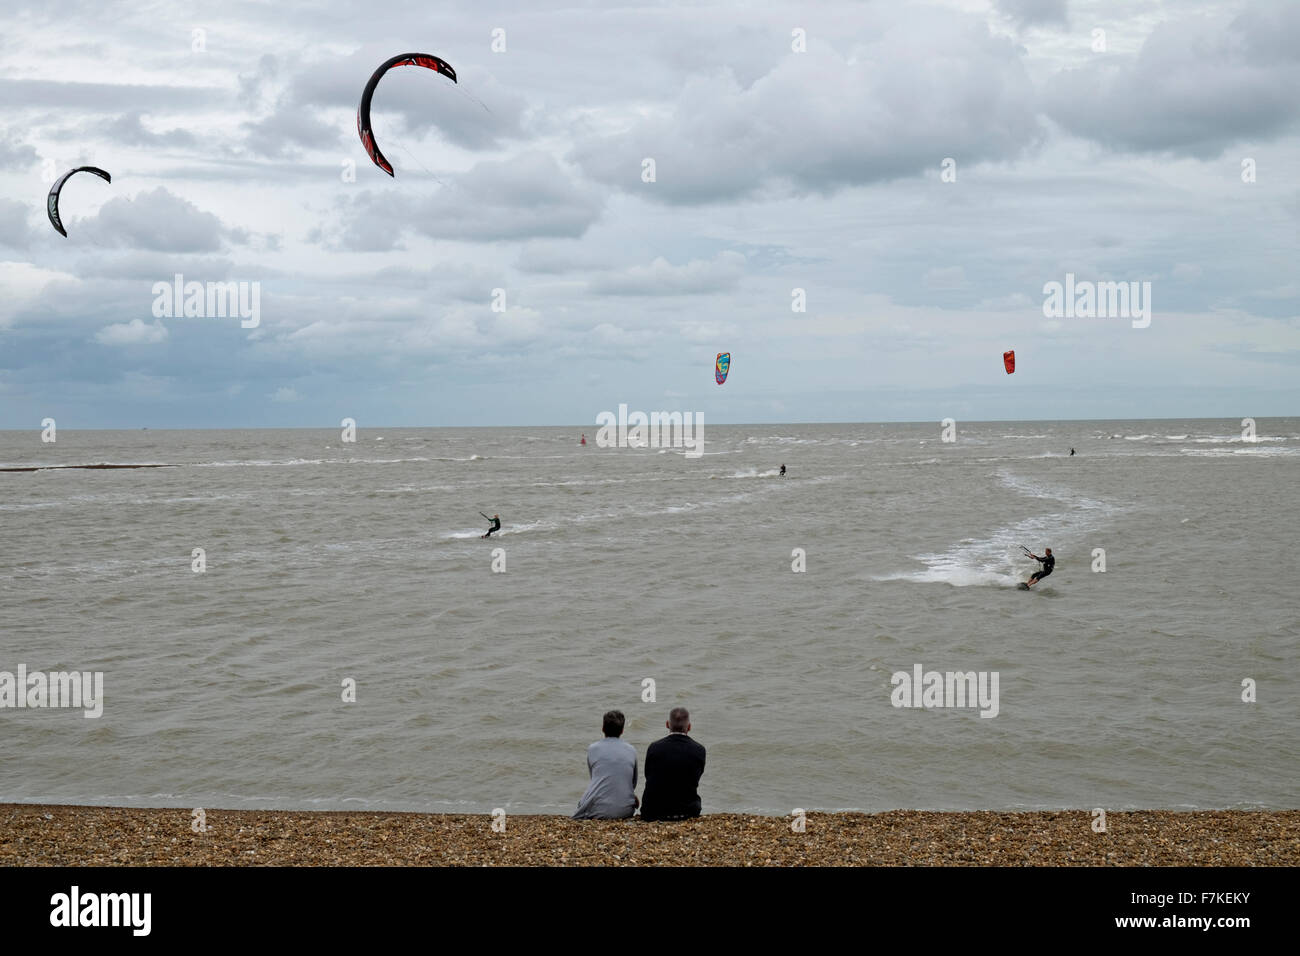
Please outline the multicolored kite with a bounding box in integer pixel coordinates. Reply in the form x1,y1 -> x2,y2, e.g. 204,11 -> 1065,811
1003,350 -> 1015,375
715,352 -> 730,385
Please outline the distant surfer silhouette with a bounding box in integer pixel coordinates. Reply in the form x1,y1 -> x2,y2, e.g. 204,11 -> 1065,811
481,513 -> 501,538
580,434 -> 587,446
1024,547 -> 1054,587
779,464 -> 786,476
1070,448 -> 1075,456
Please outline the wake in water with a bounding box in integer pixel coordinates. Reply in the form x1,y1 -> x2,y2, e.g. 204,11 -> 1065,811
0,462 -> 175,472
877,557 -> 1024,588
874,470 -> 1118,588
444,519 -> 550,540
710,468 -> 782,479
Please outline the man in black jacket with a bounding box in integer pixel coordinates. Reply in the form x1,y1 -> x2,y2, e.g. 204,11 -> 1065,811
1026,547 -> 1054,587
640,707 -> 706,821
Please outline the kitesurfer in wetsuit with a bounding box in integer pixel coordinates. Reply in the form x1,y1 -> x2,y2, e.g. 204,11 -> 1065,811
779,464 -> 786,476
483,514 -> 501,538
1026,547 -> 1054,586
1070,448 -> 1075,456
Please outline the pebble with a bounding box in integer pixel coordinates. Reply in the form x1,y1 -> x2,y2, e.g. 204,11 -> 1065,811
1,805 -> 1294,866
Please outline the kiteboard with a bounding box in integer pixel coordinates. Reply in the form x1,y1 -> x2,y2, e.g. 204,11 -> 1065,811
1017,582 -> 1031,590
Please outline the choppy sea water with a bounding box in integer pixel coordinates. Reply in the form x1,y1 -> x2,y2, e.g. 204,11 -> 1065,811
1,420 -> 1296,813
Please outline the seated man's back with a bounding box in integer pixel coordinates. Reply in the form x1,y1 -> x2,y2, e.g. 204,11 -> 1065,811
640,707 -> 706,822
573,711 -> 638,819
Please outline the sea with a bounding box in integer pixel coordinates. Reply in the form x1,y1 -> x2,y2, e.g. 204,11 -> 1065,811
1,419 -> 1296,814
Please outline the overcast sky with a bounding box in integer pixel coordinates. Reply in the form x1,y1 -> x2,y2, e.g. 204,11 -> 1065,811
1,0 -> 1296,427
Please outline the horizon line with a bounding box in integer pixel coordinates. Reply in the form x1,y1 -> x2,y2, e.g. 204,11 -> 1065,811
2,414 -> 1295,432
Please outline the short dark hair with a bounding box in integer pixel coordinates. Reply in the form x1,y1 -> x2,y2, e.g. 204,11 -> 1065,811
668,706 -> 690,733
602,710 -> 625,737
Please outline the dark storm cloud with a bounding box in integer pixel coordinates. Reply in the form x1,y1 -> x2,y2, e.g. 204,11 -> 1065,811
1043,0 -> 1300,156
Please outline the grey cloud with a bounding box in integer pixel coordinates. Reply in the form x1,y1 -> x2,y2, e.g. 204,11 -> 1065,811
0,128 -> 38,170
330,152 -> 602,249
149,158 -> 345,182
0,78 -> 223,111
327,192 -> 408,252
99,111 -> 197,148
238,54 -> 280,109
94,318 -> 169,346
994,0 -> 1069,27
369,264 -> 504,302
241,101 -> 342,157
414,153 -> 603,241
652,22 -> 794,91
0,199 -> 33,247
573,16 -> 1043,204
79,187 -> 245,252
1,1 -> 1294,427
1043,1 -> 1300,156
74,253 -> 238,281
234,54 -> 346,158
516,240 -> 615,275
590,251 -> 746,296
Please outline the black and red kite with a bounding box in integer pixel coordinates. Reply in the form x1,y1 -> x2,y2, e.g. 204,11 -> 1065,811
357,53 -> 457,177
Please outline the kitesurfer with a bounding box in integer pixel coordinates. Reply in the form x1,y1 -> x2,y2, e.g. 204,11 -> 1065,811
483,514 -> 501,538
779,464 -> 786,476
1025,548 -> 1054,587
1070,448 -> 1075,456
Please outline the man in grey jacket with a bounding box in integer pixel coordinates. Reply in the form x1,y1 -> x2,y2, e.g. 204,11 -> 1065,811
572,710 -> 639,819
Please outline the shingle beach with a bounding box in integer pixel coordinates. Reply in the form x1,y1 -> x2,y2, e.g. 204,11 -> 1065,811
2,805 -> 1295,866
